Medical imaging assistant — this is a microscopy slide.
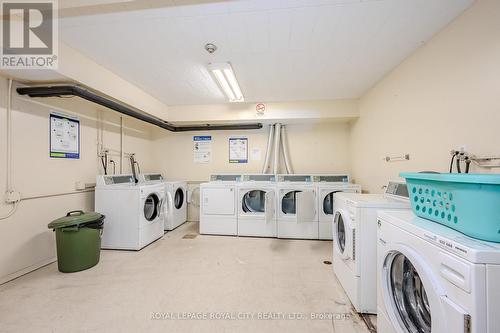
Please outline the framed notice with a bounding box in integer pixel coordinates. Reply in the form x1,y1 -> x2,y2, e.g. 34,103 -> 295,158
229,137 -> 248,163
193,135 -> 212,163
49,113 -> 80,159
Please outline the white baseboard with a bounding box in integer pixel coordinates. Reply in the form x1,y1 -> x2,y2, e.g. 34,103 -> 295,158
0,257 -> 56,285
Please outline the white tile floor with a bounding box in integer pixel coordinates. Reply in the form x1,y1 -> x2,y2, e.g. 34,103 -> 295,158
0,222 -> 374,332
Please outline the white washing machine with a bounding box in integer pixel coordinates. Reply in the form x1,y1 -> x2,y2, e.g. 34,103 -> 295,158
377,210 -> 500,333
332,181 -> 410,314
95,174 -> 165,250
313,174 -> 361,240
200,174 -> 242,236
139,174 -> 187,231
277,174 -> 318,239
237,174 -> 277,238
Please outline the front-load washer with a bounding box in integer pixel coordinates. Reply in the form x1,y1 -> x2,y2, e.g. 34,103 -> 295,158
237,174 -> 277,238
200,174 -> 242,236
332,181 -> 410,314
313,174 -> 361,240
277,174 -> 318,239
95,174 -> 165,250
377,210 -> 500,333
139,173 -> 187,231
164,180 -> 187,230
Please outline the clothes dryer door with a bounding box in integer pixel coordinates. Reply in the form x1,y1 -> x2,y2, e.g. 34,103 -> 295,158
144,193 -> 161,222
242,189 -> 266,215
174,187 -> 185,210
381,245 -> 469,333
333,209 -> 353,261
264,190 -> 275,222
296,190 -> 316,222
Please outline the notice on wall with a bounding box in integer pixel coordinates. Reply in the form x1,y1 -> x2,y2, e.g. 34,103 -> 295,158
193,135 -> 212,163
50,113 -> 80,159
251,148 -> 261,161
229,137 -> 248,163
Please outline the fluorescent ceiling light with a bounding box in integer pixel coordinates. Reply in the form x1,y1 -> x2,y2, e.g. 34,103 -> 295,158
208,63 -> 244,102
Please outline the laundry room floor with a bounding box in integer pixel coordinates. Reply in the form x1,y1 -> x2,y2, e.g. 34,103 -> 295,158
0,222 -> 374,333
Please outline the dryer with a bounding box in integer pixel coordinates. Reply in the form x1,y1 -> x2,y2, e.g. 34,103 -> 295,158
139,174 -> 187,231
95,174 -> 165,250
332,181 -> 410,314
377,210 -> 500,333
200,174 -> 242,236
313,174 -> 361,240
277,174 -> 318,239
237,174 -> 277,238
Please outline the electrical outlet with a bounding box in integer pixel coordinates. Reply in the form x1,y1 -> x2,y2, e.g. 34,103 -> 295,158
75,181 -> 86,190
5,191 -> 21,203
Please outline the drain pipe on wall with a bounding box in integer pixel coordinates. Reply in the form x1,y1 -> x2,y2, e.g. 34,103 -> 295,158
272,123 -> 282,174
280,125 -> 293,174
262,124 -> 275,174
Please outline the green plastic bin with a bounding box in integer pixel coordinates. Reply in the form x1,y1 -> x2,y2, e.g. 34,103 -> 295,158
48,210 -> 105,273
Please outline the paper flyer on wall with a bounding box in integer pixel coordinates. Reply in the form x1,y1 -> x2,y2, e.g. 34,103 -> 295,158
229,137 -> 248,163
49,112 -> 80,159
193,136 -> 212,163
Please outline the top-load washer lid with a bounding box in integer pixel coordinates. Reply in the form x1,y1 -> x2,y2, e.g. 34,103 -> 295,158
379,210 -> 500,264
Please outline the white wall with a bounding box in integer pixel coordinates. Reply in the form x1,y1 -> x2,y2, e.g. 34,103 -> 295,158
350,0 -> 500,193
0,78 -> 155,283
153,121 -> 352,181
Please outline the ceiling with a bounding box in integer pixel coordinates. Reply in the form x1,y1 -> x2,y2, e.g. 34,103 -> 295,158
59,0 -> 474,105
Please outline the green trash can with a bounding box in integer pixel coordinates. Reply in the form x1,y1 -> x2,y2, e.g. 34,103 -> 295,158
48,210 -> 105,273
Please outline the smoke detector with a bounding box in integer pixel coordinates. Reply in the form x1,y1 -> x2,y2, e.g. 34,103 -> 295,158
205,43 -> 217,54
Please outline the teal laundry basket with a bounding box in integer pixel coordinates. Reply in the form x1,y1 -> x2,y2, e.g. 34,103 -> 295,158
400,172 -> 500,243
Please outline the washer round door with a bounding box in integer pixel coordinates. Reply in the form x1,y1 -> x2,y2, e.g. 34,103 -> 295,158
144,193 -> 161,221
242,189 -> 266,213
174,187 -> 184,210
333,209 -> 353,260
323,191 -> 339,216
381,246 -> 452,333
281,190 -> 301,215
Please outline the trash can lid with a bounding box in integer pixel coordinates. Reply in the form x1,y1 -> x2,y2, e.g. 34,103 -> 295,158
48,210 -> 104,229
